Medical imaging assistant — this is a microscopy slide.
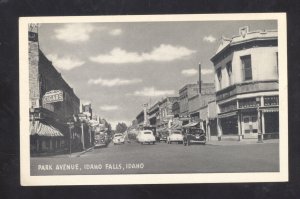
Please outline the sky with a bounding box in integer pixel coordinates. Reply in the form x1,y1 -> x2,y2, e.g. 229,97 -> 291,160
37,19 -> 277,129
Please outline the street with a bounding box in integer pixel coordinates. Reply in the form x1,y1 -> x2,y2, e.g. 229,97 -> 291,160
30,141 -> 279,175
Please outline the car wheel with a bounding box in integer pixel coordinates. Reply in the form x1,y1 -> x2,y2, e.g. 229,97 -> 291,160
153,141 -> 155,145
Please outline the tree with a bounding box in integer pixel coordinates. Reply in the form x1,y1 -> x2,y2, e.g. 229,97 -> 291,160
115,122 -> 127,134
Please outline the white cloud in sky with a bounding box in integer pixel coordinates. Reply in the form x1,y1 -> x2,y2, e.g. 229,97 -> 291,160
47,54 -> 85,70
109,28 -> 122,36
181,68 -> 198,76
88,77 -> 142,87
54,24 -> 98,43
132,87 -> 175,97
99,105 -> 119,111
202,68 -> 214,75
203,35 -> 216,43
89,44 -> 196,64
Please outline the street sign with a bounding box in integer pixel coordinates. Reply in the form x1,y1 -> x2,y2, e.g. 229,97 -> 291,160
42,90 -> 63,104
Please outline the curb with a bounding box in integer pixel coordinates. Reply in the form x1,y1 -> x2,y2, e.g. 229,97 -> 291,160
76,146 -> 94,157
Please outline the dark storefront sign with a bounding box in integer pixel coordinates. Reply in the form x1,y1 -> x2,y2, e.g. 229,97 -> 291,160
264,96 -> 279,106
238,98 -> 258,109
220,101 -> 237,113
42,90 -> 64,104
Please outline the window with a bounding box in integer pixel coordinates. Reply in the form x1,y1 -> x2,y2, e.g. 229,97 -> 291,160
241,55 -> 252,81
226,61 -> 232,85
217,68 -> 222,89
276,52 -> 278,76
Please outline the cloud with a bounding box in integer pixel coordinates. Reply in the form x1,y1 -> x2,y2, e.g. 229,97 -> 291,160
181,68 -> 198,76
201,68 -> 214,75
47,54 -> 85,70
109,28 -> 122,36
88,77 -> 142,87
203,35 -> 216,43
99,105 -> 119,111
54,24 -> 98,43
89,44 -> 196,64
132,87 -> 175,97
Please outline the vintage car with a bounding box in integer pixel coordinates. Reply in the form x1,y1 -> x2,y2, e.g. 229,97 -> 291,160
112,133 -> 125,145
94,131 -> 108,148
167,130 -> 184,144
137,130 -> 156,145
158,131 -> 168,143
183,128 -> 206,146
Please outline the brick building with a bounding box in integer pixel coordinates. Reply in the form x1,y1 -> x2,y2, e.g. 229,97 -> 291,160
29,24 -> 81,155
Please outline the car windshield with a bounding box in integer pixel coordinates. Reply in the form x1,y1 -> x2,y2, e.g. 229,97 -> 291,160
114,134 -> 122,137
143,132 -> 152,134
190,129 -> 203,134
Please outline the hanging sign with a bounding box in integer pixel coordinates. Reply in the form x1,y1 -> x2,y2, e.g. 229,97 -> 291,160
42,90 -> 63,104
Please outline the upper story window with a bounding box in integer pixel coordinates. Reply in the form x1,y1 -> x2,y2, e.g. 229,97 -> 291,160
276,52 -> 278,76
217,67 -> 222,89
241,55 -> 252,81
226,61 -> 232,85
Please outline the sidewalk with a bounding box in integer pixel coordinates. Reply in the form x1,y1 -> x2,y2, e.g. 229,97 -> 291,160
44,146 -> 94,158
207,139 -> 279,146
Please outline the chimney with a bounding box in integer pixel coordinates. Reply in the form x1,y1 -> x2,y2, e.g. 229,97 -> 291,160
199,63 -> 202,94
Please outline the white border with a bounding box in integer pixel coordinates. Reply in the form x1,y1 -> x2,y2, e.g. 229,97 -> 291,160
20,13 -> 288,186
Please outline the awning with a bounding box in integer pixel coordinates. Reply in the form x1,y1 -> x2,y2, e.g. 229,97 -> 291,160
218,111 -> 237,119
170,123 -> 182,130
182,122 -> 200,128
261,107 -> 279,113
30,121 -> 64,137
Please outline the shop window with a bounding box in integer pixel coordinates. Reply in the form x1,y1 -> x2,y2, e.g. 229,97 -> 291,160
276,52 -> 278,76
226,61 -> 232,85
241,55 -> 252,81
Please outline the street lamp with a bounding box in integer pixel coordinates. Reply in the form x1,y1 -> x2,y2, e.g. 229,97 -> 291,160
67,119 -> 74,157
256,97 -> 263,143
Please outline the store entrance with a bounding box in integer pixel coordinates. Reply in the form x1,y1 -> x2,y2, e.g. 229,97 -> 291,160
221,116 -> 238,135
243,114 -> 258,134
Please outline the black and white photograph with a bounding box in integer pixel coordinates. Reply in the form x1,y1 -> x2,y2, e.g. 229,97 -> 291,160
19,14 -> 288,185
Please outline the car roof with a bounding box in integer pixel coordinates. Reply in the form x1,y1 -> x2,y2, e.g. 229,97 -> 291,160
141,130 -> 152,133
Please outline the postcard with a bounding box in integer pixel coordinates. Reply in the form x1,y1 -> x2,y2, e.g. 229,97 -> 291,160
19,13 -> 288,185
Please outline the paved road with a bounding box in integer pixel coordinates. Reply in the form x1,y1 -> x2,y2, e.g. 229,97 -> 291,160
30,141 -> 279,175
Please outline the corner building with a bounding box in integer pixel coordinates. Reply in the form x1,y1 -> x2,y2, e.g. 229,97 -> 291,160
210,27 -> 279,141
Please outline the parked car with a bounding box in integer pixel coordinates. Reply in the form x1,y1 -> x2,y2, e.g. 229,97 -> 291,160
158,132 -> 168,143
183,128 -> 206,146
137,130 -> 156,145
94,131 -> 107,148
167,130 -> 183,144
112,133 -> 125,145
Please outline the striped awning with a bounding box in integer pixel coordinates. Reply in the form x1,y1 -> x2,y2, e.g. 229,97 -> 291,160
30,121 -> 64,137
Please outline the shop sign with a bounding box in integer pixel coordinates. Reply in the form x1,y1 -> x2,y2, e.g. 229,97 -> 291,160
77,113 -> 87,121
264,96 -> 279,106
238,98 -> 257,109
220,101 -> 237,113
42,90 -> 63,104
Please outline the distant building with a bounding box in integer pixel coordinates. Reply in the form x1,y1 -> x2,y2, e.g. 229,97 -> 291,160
211,27 -> 279,141
157,97 -> 179,128
179,84 -> 198,125
82,103 -> 92,119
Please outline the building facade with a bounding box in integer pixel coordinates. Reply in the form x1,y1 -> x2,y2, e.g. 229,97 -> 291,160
211,27 -> 279,140
29,24 -> 82,155
158,97 -> 179,128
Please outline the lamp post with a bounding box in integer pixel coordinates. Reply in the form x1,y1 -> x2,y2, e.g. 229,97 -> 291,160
67,120 -> 74,157
256,97 -> 263,143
